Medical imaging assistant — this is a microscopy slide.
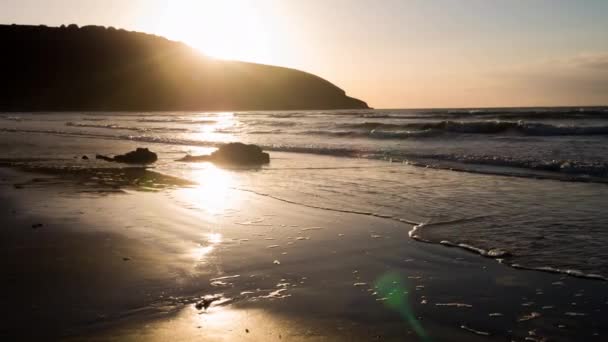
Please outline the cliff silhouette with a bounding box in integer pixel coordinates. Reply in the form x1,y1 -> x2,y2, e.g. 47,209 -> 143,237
0,24 -> 369,111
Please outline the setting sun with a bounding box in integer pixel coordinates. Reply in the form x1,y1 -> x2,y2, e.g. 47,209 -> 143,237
151,0 -> 274,62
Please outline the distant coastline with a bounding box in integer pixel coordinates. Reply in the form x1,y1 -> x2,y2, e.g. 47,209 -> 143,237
0,24 -> 369,111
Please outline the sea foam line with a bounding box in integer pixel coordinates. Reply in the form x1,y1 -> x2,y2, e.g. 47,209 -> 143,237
234,187 -> 606,281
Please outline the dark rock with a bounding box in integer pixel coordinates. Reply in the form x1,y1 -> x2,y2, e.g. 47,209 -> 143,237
96,148 -> 158,164
178,143 -> 269,165
82,155 -> 89,160
31,223 -> 43,229
195,295 -> 221,311
211,143 -> 270,165
95,154 -> 114,162
114,148 -> 158,164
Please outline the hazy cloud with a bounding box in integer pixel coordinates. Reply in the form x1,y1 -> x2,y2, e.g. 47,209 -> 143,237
483,53 -> 608,106
568,53 -> 608,70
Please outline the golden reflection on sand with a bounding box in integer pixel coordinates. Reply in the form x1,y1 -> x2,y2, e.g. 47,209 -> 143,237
178,163 -> 240,215
191,233 -> 223,261
207,232 -> 223,244
191,245 -> 214,261
99,306 -> 326,342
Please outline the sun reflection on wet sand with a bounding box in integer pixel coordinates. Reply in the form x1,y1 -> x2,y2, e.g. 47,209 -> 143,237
99,305 -> 327,342
207,232 -> 223,244
190,232 -> 224,260
177,163 -> 241,215
191,245 -> 214,261
177,164 -> 241,265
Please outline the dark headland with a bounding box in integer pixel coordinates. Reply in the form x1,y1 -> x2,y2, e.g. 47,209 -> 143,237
0,24 -> 368,111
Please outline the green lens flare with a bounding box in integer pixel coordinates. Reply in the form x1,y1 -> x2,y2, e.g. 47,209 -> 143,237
376,272 -> 429,340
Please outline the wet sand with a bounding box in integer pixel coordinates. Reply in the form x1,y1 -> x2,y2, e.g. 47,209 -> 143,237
0,165 -> 606,341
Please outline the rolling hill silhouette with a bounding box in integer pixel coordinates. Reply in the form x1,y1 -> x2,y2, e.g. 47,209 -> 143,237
0,24 -> 368,111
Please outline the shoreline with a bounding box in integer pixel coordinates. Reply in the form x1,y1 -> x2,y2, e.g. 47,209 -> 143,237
236,186 -> 608,282
2,125 -> 608,186
1,165 -> 606,340
3,151 -> 607,284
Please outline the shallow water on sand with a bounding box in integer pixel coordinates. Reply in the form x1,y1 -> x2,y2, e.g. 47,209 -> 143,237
2,167 -> 607,341
1,109 -> 608,280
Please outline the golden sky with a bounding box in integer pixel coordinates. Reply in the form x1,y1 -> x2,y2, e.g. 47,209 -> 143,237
2,0 -> 607,108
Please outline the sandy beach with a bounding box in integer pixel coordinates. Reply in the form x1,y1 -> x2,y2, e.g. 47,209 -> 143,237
1,155 -> 605,341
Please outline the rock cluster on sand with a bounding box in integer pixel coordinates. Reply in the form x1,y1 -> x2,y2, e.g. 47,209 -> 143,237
178,143 -> 270,165
96,148 -> 158,164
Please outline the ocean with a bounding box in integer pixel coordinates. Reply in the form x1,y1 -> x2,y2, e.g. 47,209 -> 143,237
1,107 -> 608,280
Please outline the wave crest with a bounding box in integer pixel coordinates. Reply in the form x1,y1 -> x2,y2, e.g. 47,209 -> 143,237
66,122 -> 190,133
340,120 -> 608,137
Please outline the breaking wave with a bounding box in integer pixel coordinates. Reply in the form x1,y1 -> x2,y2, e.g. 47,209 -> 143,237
135,118 -> 217,124
335,121 -> 608,137
66,122 -> 190,133
2,127 -> 607,181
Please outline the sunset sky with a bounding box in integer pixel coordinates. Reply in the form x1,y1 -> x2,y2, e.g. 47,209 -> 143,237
1,0 -> 607,108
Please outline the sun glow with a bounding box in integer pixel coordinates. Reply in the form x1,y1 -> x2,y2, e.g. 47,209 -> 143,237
178,162 -> 239,215
191,233 -> 223,261
151,0 -> 276,63
191,112 -> 237,143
